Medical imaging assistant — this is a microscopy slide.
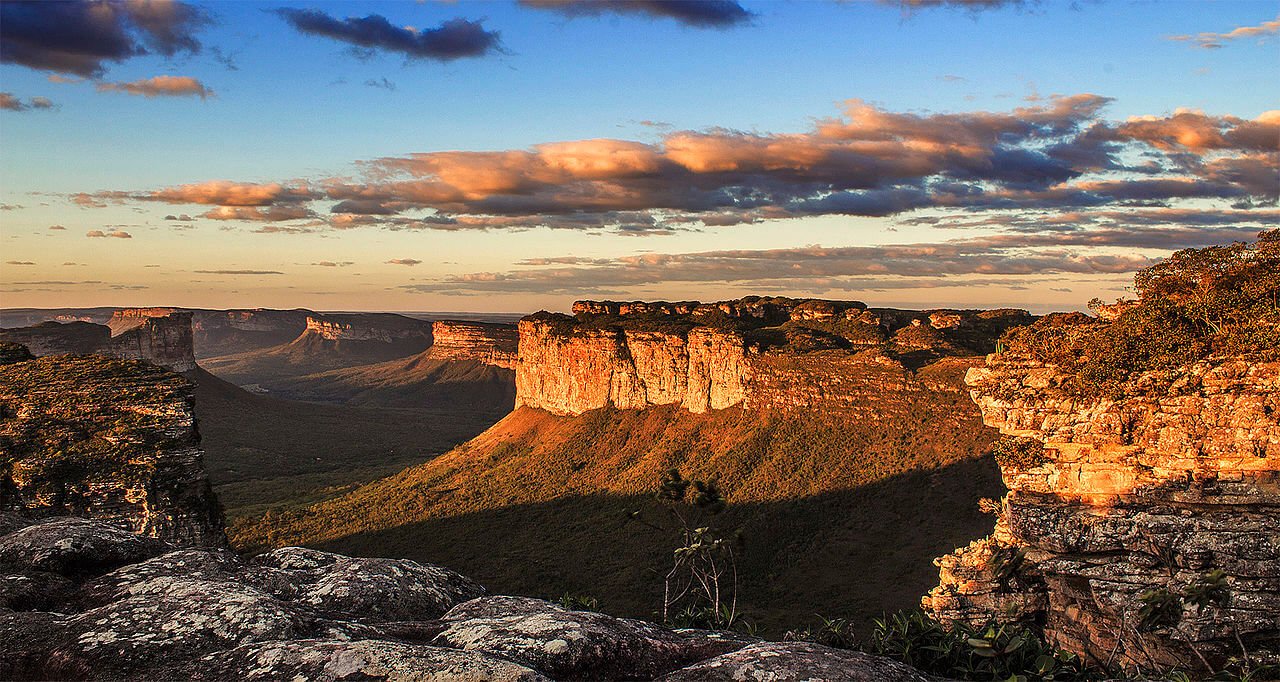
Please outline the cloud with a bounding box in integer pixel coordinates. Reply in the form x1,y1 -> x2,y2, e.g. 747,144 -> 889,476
1169,16 -> 1280,49
193,269 -> 284,275
274,9 -> 501,61
400,225 -> 1275,297
48,225 -> 67,230
5,261 -> 36,266
96,75 -> 212,98
521,0 -> 754,28
0,0 -> 209,76
314,261 -> 355,267
1,91 -> 56,111
386,258 -> 423,266
164,214 -> 195,221
85,229 -> 132,238
364,77 -> 396,91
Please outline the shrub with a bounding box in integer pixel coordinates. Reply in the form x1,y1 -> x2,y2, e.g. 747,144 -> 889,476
992,436 -> 1048,470
865,610 -> 1093,681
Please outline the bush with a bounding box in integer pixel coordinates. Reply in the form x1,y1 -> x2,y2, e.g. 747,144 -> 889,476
992,436 -> 1048,470
866,610 -> 1094,681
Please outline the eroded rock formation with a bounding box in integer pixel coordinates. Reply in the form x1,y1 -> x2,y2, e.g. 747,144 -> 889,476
0,313 -> 197,373
924,353 -> 1280,671
304,313 -> 433,344
516,298 -> 1030,416
0,350 -> 224,546
427,320 -> 519,369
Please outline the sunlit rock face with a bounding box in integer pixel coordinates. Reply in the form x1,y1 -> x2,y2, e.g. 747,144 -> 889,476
514,298 -> 1028,417
0,350 -> 225,547
426,320 -> 518,369
0,313 -> 197,373
514,319 -> 750,415
924,354 -> 1280,671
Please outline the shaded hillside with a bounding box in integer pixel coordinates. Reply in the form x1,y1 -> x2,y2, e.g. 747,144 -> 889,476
231,357 -> 1004,635
189,369 -> 503,518
255,354 -> 515,412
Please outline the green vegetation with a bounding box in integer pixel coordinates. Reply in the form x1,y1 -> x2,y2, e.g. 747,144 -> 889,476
1002,231 -> 1279,395
867,610 -> 1093,681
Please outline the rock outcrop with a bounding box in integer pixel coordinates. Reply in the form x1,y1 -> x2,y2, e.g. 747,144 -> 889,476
515,298 -> 1029,416
0,313 -> 197,373
304,313 -> 433,345
924,353 -> 1280,671
0,351 -> 225,546
107,311 -> 197,373
427,320 -> 519,369
0,516 -> 927,681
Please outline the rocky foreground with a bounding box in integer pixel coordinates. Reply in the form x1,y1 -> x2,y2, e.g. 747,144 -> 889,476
0,514 -> 932,681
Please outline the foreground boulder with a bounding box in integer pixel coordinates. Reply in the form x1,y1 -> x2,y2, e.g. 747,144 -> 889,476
0,516 -> 935,681
662,642 -> 936,681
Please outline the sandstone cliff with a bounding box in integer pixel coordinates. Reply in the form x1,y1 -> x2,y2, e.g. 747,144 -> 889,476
515,298 -> 1029,416
0,313 -> 197,373
924,353 -> 1280,672
304,313 -> 433,344
425,320 -> 518,369
0,349 -> 225,546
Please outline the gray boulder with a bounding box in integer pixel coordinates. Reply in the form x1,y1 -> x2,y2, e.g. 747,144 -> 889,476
0,518 -> 166,576
252,546 -> 485,622
433,596 -> 711,680
661,641 -> 938,681
193,638 -> 552,681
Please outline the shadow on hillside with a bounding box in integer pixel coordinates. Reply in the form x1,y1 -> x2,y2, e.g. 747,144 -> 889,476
311,455 -> 1003,637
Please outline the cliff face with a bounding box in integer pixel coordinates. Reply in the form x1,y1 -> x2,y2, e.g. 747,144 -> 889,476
304,313 -> 433,344
106,312 -> 197,373
0,350 -> 225,546
924,354 -> 1280,670
514,319 -> 749,415
0,314 -> 197,373
514,299 -> 1027,416
425,320 -> 518,369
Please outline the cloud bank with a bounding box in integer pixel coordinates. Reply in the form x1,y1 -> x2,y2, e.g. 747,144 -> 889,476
1169,16 -> 1280,49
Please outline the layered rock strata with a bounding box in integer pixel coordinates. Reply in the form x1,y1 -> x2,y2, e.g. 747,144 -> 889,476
924,354 -> 1280,671
0,351 -> 224,546
426,320 -> 519,369
0,516 -> 930,681
516,298 -> 1029,416
304,313 -> 433,344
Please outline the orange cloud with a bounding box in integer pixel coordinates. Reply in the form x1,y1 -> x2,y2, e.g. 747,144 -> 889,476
96,75 -> 212,98
86,229 -> 132,238
1169,16 -> 1280,49
150,181 -> 317,207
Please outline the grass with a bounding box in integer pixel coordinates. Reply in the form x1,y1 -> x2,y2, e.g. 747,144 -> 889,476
229,355 -> 1005,636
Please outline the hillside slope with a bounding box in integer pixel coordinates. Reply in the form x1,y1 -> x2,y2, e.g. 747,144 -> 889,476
189,368 -> 503,517
232,356 -> 1004,634
256,354 -> 515,411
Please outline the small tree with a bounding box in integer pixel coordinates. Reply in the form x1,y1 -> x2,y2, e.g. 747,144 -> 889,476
630,468 -> 744,630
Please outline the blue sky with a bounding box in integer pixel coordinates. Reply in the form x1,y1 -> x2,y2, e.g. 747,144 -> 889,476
1,0 -> 1277,312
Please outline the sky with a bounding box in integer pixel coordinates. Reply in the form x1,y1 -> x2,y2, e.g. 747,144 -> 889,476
1,0 -> 1277,314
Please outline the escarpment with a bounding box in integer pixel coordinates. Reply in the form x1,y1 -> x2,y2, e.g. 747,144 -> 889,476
923,231 -> 1280,675
925,353 -> 1280,670
515,298 -> 1031,416
0,312 -> 197,373
426,320 -> 518,369
0,347 -> 225,547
